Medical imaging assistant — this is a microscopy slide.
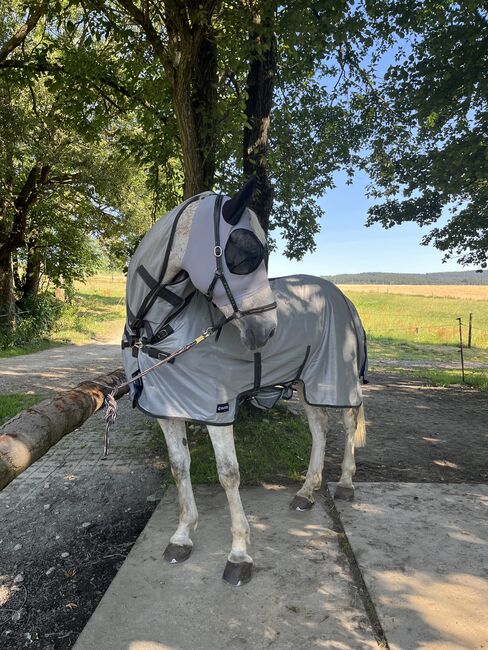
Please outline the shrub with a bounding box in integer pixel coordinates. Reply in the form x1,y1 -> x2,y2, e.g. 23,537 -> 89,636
0,293 -> 64,350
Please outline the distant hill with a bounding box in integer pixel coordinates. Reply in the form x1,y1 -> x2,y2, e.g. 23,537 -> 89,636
321,271 -> 488,285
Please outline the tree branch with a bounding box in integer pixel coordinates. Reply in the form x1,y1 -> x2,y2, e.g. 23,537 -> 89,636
0,59 -> 166,120
113,0 -> 172,72
0,0 -> 50,63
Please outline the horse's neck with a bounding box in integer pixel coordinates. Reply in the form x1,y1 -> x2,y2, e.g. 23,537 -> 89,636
161,201 -> 199,284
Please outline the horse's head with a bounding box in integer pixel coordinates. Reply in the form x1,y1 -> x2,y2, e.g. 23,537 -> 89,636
182,178 -> 277,350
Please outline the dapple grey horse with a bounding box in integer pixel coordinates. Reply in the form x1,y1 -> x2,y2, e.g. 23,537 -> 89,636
122,179 -> 367,586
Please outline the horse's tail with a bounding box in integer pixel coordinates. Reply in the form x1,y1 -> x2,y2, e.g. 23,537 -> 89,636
354,403 -> 367,448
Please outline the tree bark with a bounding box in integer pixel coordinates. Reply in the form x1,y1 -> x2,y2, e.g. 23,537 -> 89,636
0,368 -> 128,490
0,253 -> 16,328
21,242 -> 43,303
243,7 -> 276,235
112,0 -> 220,198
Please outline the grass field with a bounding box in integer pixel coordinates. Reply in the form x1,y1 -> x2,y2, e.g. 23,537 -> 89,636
56,275 -> 127,344
2,276 -> 487,369
339,284 -> 488,301
339,285 -> 488,364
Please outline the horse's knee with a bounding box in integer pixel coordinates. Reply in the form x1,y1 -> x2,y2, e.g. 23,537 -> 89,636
217,463 -> 240,490
169,453 -> 189,483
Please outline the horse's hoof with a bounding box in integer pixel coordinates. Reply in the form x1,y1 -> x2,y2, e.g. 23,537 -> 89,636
164,542 -> 193,564
223,560 -> 253,586
334,485 -> 355,501
289,495 -> 314,511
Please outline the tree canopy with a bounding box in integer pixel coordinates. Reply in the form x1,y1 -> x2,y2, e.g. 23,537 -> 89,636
364,0 -> 488,268
0,0 -> 486,328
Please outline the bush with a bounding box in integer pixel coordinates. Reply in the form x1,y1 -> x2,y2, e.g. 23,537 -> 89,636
0,293 -> 64,350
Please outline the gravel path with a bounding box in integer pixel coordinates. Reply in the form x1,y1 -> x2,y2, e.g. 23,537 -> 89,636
0,342 -> 166,649
0,342 -> 122,396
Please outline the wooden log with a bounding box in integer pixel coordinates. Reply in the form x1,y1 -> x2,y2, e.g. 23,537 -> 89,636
0,368 -> 128,490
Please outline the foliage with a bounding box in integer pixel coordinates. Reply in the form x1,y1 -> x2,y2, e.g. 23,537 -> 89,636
364,1 -> 488,268
0,292 -> 62,349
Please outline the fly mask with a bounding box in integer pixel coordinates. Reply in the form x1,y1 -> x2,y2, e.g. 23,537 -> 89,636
182,180 -> 277,349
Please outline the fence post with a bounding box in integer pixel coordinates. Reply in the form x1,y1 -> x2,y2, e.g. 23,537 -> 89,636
457,317 -> 465,383
468,312 -> 472,348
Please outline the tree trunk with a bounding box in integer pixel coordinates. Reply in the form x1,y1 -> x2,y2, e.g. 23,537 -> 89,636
171,26 -> 218,198
173,71 -> 207,198
243,8 -> 277,235
21,242 -> 43,303
0,368 -> 128,490
0,253 -> 16,329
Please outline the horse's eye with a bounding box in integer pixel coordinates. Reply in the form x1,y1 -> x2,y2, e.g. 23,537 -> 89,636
225,229 -> 265,275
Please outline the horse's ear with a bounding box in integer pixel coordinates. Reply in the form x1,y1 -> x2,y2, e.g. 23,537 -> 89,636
222,176 -> 257,225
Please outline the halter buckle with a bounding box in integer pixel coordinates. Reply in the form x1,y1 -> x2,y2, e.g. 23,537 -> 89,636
214,245 -> 223,257
134,339 -> 144,349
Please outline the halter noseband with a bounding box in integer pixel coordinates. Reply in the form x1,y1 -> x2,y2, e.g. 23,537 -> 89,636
205,194 -> 277,329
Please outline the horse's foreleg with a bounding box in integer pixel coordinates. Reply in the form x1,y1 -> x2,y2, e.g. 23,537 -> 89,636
290,386 -> 329,511
207,425 -> 253,586
158,419 -> 198,563
334,406 -> 361,501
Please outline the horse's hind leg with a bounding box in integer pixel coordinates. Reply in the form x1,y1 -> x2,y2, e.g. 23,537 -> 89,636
290,385 -> 328,511
334,405 -> 365,501
207,425 -> 253,586
158,419 -> 198,563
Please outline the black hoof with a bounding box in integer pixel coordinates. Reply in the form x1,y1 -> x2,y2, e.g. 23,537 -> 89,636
290,495 -> 314,511
334,485 -> 355,501
164,542 -> 193,564
223,560 -> 253,586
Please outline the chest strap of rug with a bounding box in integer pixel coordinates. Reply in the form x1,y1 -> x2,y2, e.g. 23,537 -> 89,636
140,346 -> 175,364
130,265 -> 185,332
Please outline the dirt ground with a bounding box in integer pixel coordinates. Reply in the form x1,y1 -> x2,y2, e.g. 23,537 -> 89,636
1,369 -> 487,649
325,370 -> 488,484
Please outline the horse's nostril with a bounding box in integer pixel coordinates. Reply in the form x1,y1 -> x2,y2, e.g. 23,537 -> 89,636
269,328 -> 275,339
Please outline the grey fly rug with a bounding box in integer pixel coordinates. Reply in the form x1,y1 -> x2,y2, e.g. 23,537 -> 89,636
121,194 -> 368,425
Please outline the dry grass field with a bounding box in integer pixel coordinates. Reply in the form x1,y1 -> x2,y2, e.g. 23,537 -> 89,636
339,284 -> 488,351
338,284 -> 488,301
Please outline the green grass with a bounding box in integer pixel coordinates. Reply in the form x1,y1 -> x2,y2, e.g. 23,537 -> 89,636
0,339 -> 62,359
377,367 -> 488,392
343,289 -> 488,350
367,337 -> 488,364
0,393 -> 42,425
52,275 -> 126,344
151,404 -> 312,485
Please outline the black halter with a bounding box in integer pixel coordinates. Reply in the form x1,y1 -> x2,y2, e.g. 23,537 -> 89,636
205,194 -> 277,330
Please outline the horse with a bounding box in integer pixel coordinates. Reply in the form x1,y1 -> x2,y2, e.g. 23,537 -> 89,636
122,178 -> 368,586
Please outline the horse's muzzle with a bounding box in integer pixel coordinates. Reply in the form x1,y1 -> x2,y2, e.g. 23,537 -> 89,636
240,312 -> 277,350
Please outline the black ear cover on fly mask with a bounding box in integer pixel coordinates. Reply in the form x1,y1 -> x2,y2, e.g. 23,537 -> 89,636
225,228 -> 265,275
222,176 -> 257,225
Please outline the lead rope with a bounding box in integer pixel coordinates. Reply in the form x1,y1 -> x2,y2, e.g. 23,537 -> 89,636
100,324 -> 222,457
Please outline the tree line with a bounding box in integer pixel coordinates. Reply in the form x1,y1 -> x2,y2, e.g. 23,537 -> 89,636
0,0 -> 486,335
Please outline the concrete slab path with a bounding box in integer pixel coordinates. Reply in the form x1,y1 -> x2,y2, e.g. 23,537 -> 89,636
74,486 -> 378,650
335,482 -> 488,650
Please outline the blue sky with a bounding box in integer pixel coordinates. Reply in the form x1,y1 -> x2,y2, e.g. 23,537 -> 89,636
268,169 -> 468,277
